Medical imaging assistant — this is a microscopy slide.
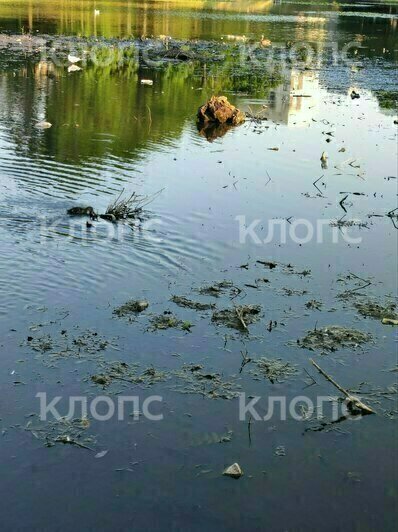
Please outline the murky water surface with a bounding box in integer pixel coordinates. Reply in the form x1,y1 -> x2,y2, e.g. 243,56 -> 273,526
0,1 -> 397,531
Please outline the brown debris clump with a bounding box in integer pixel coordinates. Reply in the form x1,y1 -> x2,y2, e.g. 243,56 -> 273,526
197,96 -> 245,126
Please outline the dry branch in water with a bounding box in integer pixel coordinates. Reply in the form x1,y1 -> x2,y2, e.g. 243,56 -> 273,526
310,359 -> 375,415
105,188 -> 163,220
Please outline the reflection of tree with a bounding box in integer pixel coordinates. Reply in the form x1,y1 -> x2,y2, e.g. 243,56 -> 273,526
0,0 -> 273,38
334,5 -> 397,60
200,47 -> 283,98
0,43 -> 287,165
0,61 -> 199,163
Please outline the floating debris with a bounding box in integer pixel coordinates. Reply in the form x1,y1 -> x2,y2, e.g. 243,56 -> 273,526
348,381 -> 397,418
149,313 -> 188,331
24,329 -> 116,367
382,318 -> 398,326
250,357 -> 298,384
91,374 -> 111,386
305,300 -> 323,310
172,363 -> 241,400
189,429 -> 233,447
274,445 -> 286,457
26,334 -> 53,353
310,359 -> 375,415
282,287 -> 308,297
222,462 -> 243,479
256,260 -> 277,269
24,415 -> 95,450
114,299 -> 149,317
299,326 -> 371,352
197,96 -> 245,126
354,300 -> 397,321
283,264 -> 311,277
330,219 -> 368,229
103,189 -> 162,220
91,361 -> 168,389
197,280 -> 236,298
95,450 -> 109,459
171,295 -> 215,311
67,206 -> 96,217
212,305 -> 261,331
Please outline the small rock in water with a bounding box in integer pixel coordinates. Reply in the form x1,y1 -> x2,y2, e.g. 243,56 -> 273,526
141,79 -> 153,86
223,462 -> 243,479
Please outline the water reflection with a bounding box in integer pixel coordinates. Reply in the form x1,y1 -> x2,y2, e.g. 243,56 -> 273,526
0,58 -> 202,167
0,0 -> 396,51
266,69 -> 320,125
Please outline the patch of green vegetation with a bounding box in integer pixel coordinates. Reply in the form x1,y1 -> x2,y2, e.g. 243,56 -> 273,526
375,90 -> 398,110
149,313 -> 191,331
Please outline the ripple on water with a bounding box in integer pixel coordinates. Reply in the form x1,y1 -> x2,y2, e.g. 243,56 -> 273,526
0,189 -> 228,315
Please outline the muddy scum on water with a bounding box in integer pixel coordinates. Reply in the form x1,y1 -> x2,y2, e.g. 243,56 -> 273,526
0,1 -> 397,531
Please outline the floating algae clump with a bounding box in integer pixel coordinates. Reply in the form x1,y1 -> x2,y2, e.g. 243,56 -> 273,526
114,299 -> 149,316
171,295 -> 215,311
212,305 -> 261,331
172,363 -> 241,400
91,361 -> 168,389
197,280 -> 235,297
299,326 -> 371,352
250,357 -> 298,384
149,313 -> 186,331
24,415 -> 96,450
354,300 -> 397,321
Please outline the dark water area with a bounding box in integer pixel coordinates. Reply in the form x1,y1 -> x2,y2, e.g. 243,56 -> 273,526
0,1 -> 397,531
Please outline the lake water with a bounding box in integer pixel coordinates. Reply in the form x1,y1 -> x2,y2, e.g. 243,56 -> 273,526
0,1 -> 397,531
